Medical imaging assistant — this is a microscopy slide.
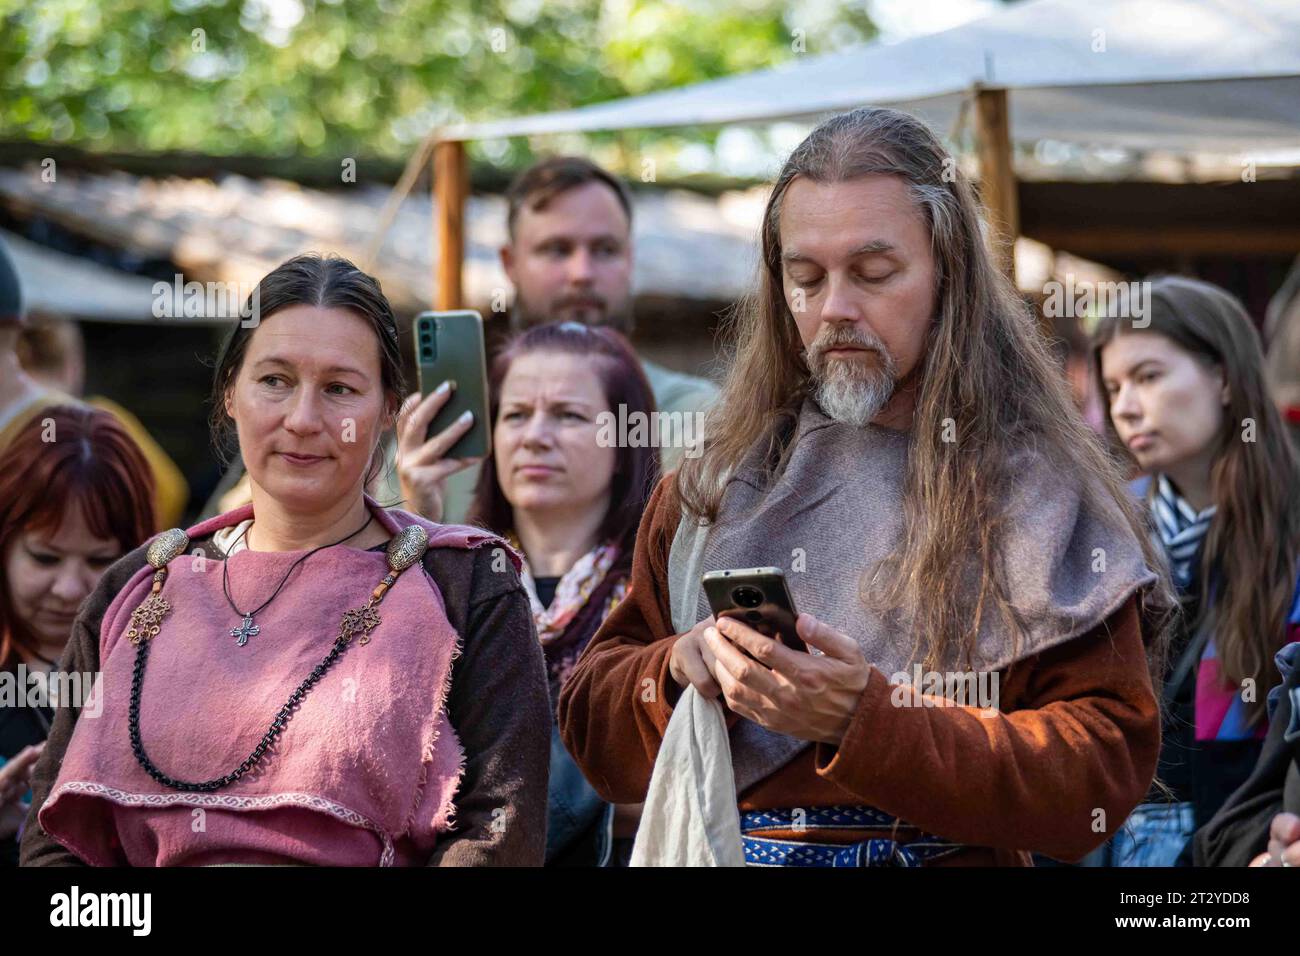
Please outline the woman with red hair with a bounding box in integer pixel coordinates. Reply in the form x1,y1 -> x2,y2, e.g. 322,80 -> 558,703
465,321 -> 660,866
0,404 -> 155,864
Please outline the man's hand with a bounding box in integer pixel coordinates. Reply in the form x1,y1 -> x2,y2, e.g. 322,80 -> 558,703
701,612 -> 870,745
395,386 -> 484,522
1248,812 -> 1300,867
0,743 -> 43,841
668,616 -> 719,699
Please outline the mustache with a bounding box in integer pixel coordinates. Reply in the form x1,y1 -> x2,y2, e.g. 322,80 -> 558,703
807,326 -> 892,364
555,294 -> 607,310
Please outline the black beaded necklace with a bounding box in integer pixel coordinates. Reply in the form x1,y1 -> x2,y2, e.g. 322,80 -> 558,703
123,522 -> 431,793
221,515 -> 372,647
128,620 -> 357,791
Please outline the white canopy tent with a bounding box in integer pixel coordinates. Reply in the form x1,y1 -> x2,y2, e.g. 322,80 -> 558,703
1,229 -> 160,323
424,0 -> 1300,306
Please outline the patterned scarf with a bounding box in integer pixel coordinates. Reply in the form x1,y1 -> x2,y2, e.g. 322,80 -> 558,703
1151,474 -> 1216,591
510,536 -> 622,643
509,534 -> 629,692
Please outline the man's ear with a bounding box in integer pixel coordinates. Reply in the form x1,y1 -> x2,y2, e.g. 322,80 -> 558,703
500,243 -> 516,284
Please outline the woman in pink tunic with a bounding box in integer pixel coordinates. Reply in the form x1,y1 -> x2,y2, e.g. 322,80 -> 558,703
20,255 -> 550,866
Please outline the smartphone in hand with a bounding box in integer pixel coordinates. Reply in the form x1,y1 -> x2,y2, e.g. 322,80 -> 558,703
414,310 -> 491,459
702,567 -> 807,653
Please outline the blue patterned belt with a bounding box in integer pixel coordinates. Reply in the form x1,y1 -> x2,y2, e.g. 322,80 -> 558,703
741,805 -> 964,867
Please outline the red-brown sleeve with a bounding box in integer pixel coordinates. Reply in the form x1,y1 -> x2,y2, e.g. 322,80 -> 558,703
557,475 -> 692,803
811,596 -> 1160,862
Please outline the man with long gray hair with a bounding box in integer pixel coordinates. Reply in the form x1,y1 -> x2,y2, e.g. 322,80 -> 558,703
559,106 -> 1171,866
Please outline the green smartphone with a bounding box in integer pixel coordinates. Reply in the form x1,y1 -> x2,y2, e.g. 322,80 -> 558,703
414,310 -> 491,460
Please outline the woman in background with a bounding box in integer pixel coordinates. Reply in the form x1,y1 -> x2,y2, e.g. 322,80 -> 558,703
465,321 -> 659,865
18,312 -> 189,529
1093,275 -> 1300,865
0,405 -> 155,864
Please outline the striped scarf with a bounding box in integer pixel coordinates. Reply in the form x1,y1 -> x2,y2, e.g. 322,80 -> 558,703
1151,474 -> 1215,591
1148,475 -> 1266,740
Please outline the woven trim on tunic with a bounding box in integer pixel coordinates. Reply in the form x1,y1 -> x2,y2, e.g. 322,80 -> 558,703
48,780 -> 396,866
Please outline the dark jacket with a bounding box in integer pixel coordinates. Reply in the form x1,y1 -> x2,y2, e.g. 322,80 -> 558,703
0,661 -> 53,866
1129,476 -> 1279,836
1195,641 -> 1300,866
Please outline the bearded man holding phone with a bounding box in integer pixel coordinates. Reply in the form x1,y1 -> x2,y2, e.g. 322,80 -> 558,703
559,107 -> 1170,867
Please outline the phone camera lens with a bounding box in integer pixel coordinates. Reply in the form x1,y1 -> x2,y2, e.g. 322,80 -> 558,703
732,586 -> 763,609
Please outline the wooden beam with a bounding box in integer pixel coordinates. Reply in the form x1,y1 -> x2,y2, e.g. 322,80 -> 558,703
1024,224 -> 1300,258
973,88 -> 1019,283
433,139 -> 467,310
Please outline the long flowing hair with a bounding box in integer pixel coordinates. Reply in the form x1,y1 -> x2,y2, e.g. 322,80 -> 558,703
1091,276 -> 1300,724
676,107 -> 1172,673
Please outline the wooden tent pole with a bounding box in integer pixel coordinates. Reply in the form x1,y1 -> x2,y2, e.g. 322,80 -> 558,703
973,87 -> 1019,284
433,139 -> 467,310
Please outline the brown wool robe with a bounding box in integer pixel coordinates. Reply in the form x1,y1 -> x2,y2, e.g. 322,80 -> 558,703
21,531 -> 550,867
558,475 -> 1162,866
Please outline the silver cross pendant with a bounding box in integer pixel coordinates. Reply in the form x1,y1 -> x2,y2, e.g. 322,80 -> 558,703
231,613 -> 261,647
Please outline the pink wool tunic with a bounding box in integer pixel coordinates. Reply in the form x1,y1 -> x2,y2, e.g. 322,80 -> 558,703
39,499 -> 512,866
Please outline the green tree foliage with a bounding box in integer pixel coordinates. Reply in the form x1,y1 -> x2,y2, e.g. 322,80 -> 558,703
0,0 -> 876,168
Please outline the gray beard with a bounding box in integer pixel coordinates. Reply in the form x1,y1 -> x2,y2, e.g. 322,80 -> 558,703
812,361 -> 896,427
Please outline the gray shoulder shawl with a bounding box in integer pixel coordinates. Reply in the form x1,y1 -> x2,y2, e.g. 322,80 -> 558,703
668,399 -> 1156,793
